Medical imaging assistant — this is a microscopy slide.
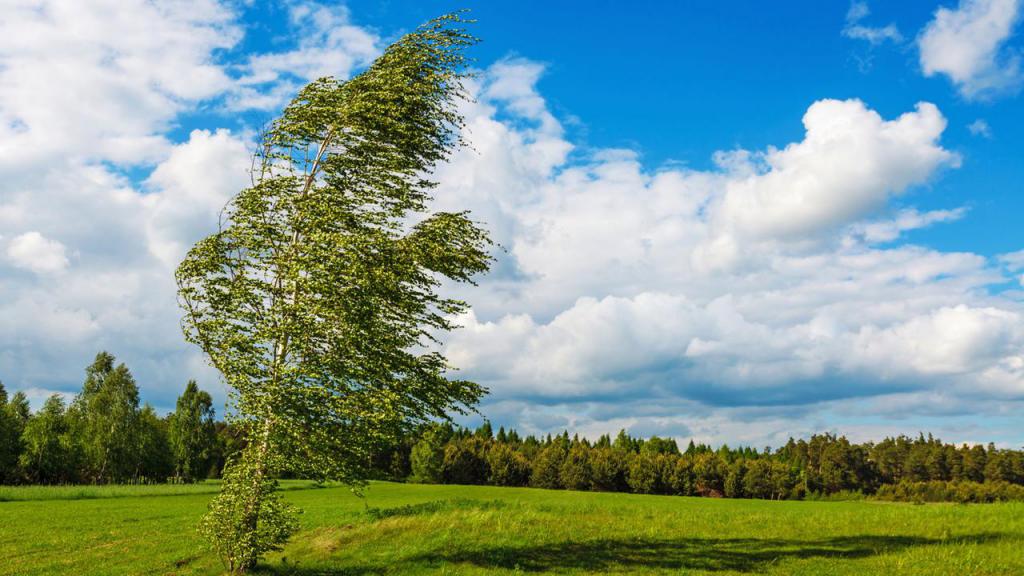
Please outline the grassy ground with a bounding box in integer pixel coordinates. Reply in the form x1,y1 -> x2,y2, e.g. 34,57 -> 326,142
1,481 -> 1022,575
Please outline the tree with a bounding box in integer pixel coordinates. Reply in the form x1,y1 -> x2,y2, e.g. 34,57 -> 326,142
70,353 -> 144,483
530,445 -> 565,489
590,447 -> 628,492
442,438 -> 488,485
743,459 -> 773,499
0,382 -> 27,482
487,443 -> 530,486
168,380 -> 217,482
692,452 -> 725,497
19,395 -> 80,484
724,460 -> 747,498
560,443 -> 592,491
2,388 -> 30,482
628,452 -> 663,494
176,15 -> 491,571
409,424 -> 448,483
137,404 -> 174,481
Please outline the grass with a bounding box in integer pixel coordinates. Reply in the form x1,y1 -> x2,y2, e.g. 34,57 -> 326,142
1,481 -> 1022,575
0,480 -> 325,502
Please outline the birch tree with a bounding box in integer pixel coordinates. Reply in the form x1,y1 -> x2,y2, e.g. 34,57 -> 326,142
176,14 -> 491,573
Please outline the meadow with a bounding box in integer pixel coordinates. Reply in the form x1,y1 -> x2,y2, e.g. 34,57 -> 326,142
1,481 -> 1022,575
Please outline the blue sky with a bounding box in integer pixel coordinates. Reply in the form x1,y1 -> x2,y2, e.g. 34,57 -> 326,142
1,0 -> 1023,448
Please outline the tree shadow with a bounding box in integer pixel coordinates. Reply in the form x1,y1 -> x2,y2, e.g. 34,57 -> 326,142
255,532 -> 1007,575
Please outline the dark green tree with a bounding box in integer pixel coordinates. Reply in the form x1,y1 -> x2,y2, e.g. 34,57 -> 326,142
168,380 -> 216,482
442,438 -> 488,485
559,443 -> 592,490
487,443 -> 530,486
589,447 -> 628,492
70,353 -> 144,483
137,404 -> 174,481
18,395 -> 80,484
409,424 -> 448,483
530,444 -> 565,489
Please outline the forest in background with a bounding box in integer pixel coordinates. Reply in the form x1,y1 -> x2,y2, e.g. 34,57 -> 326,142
2,351 -> 1023,504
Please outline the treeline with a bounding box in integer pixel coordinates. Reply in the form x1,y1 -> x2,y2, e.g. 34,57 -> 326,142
0,352 -> 241,485
372,422 -> 1024,503
4,353 -> 1024,504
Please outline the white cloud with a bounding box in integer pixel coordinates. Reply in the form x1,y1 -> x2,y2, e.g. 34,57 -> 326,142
429,61 -> 1024,445
228,2 -> 380,110
694,99 -> 957,272
143,129 -> 252,267
843,2 -> 904,45
918,0 -> 1022,99
968,118 -> 994,137
0,0 -> 240,169
1,3 -> 1023,447
847,207 -> 968,243
5,232 -> 69,274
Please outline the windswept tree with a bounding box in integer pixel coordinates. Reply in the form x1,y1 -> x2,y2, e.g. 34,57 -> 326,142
176,14 -> 491,573
168,380 -> 216,482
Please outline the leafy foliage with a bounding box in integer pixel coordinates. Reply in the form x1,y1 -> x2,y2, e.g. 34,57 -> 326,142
168,380 -> 216,482
175,13 -> 491,570
199,454 -> 300,574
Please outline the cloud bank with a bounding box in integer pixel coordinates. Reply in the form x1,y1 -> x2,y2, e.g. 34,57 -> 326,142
1,1 -> 1022,447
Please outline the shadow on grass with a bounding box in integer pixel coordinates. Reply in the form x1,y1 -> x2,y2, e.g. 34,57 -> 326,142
255,532 -> 1007,575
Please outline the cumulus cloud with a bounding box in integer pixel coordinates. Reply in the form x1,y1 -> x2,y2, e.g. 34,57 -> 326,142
0,0 -> 239,169
5,232 -> 69,274
430,60 -> 1024,444
143,129 -> 252,267
694,99 -> 958,271
918,0 -> 1022,99
228,2 -> 380,110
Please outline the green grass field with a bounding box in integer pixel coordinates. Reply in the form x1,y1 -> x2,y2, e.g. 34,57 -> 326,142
1,481 -> 1022,575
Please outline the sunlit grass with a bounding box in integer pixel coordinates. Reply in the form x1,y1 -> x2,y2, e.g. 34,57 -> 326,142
2,481 -> 1022,575
0,479 -> 324,502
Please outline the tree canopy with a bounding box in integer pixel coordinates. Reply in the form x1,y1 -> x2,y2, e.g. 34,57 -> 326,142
175,13 -> 492,572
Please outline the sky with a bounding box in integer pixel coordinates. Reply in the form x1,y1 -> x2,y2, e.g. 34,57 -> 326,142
1,0 -> 1023,448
